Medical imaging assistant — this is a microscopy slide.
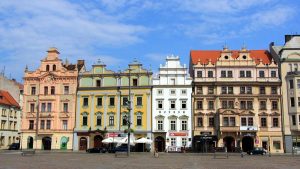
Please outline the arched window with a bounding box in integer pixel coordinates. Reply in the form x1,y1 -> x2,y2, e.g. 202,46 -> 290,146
82,113 -> 88,126
96,113 -> 102,126
53,65 -> 56,71
122,114 -> 128,126
46,65 -> 50,71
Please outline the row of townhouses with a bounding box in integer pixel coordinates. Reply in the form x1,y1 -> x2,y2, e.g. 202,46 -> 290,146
1,35 -> 299,154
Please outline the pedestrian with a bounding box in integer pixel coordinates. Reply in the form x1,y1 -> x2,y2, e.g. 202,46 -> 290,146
154,148 -> 159,158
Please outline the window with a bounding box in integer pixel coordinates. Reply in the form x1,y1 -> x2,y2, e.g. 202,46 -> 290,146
299,115 -> 300,125
1,120 -> 5,129
41,103 -> 46,112
137,97 -> 142,106
292,115 -> 296,125
97,97 -> 102,106
109,116 -> 114,126
170,90 -> 176,95
53,65 -> 56,71
240,101 -> 252,110
122,115 -> 127,126
133,79 -> 138,86
157,90 -> 163,95
208,101 -> 214,110
47,103 -> 52,112
97,116 -> 101,126
228,71 -> 233,78
157,100 -> 163,109
64,86 -> 69,94
291,97 -> 295,107
63,103 -> 68,112
209,117 -> 214,127
222,86 -> 227,94
273,141 -> 281,150
44,86 -> 48,95
222,100 -> 234,109
137,115 -> 142,126
96,80 -> 101,87
298,80 -> 300,89
221,71 -> 226,77
246,86 -> 252,94
40,120 -> 45,129
248,117 -> 253,126
208,71 -> 213,77
30,103 -> 35,112
63,120 -> 68,130
298,97 -> 300,107
229,117 -> 235,126
122,97 -> 128,106
83,98 -> 88,106
241,117 -> 247,126
197,87 -> 203,94
171,138 -> 176,146
170,78 -> 175,85
240,71 -> 245,77
197,71 -> 202,78
260,101 -> 266,110
246,71 -> 251,77
51,86 -> 55,95
223,117 -> 229,126
208,86 -> 214,94
260,86 -> 266,94
170,120 -> 176,130
197,101 -> 203,109
271,87 -> 277,94
295,64 -> 299,71
272,118 -> 279,127
271,71 -> 276,77
289,80 -> 294,89
46,120 -> 51,129
240,86 -> 245,94
170,100 -> 176,109
82,116 -> 87,126
181,90 -> 187,95
181,100 -> 187,109
109,97 -> 115,106
261,117 -> 267,127
157,120 -> 163,130
181,120 -> 187,130
46,65 -> 49,71
31,87 -> 36,95
182,138 -> 187,146
272,101 -> 278,110
259,71 -> 265,78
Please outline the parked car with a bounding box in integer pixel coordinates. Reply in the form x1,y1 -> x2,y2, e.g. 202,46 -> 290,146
8,143 -> 20,150
109,144 -> 135,153
247,147 -> 267,155
86,147 -> 107,153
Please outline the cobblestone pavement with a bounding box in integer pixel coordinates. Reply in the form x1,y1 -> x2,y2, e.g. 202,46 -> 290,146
0,151 -> 300,169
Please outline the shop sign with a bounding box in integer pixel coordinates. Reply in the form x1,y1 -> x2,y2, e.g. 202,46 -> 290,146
169,132 -> 188,136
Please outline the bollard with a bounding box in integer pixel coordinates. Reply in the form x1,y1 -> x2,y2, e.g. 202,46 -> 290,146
241,152 -> 243,158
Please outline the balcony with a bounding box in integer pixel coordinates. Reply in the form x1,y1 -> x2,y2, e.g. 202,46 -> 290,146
220,126 -> 239,132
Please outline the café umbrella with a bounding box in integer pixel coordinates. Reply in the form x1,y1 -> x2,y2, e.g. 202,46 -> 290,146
134,138 -> 152,152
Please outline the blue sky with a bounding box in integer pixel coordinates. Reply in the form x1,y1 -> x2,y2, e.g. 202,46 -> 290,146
0,0 -> 299,81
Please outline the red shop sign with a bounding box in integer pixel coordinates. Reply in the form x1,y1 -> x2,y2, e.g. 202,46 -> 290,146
169,132 -> 188,136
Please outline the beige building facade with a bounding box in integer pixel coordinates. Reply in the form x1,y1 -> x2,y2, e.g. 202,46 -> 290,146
190,46 -> 284,153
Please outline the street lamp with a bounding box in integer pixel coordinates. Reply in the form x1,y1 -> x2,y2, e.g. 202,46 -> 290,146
126,68 -> 133,156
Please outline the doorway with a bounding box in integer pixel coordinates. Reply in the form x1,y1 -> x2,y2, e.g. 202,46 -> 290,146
223,136 -> 235,152
79,137 -> 87,150
155,136 -> 165,152
94,135 -> 103,148
27,136 -> 33,149
60,137 -> 68,150
242,136 -> 254,152
42,137 -> 52,150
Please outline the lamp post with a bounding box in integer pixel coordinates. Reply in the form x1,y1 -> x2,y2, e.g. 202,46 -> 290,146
127,68 -> 133,156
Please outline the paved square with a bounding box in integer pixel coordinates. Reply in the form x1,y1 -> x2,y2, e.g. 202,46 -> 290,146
0,152 -> 300,169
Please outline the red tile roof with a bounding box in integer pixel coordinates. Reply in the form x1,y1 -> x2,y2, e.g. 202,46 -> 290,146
190,50 -> 272,65
0,90 -> 20,108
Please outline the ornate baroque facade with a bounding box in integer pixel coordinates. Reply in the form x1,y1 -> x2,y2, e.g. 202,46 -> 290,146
73,60 -> 152,151
21,48 -> 84,150
190,46 -> 284,153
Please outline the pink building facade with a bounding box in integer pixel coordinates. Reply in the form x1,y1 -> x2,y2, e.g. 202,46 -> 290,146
21,48 -> 84,150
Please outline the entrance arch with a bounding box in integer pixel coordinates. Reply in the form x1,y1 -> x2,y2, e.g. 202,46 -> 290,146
42,137 -> 52,150
79,137 -> 87,150
223,136 -> 235,152
242,136 -> 254,152
155,136 -> 165,152
27,136 -> 33,149
60,137 -> 68,150
94,135 -> 103,148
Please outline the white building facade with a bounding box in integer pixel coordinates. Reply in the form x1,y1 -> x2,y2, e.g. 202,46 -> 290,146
152,56 -> 192,152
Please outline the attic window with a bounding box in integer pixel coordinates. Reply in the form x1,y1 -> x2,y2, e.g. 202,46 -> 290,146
0,95 -> 3,99
224,56 -> 229,59
53,65 -> 56,71
242,55 -> 247,59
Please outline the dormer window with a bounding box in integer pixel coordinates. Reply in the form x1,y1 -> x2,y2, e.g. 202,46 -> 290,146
242,55 -> 247,59
53,65 -> 56,71
96,80 -> 101,87
224,55 -> 229,59
46,65 -> 50,71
